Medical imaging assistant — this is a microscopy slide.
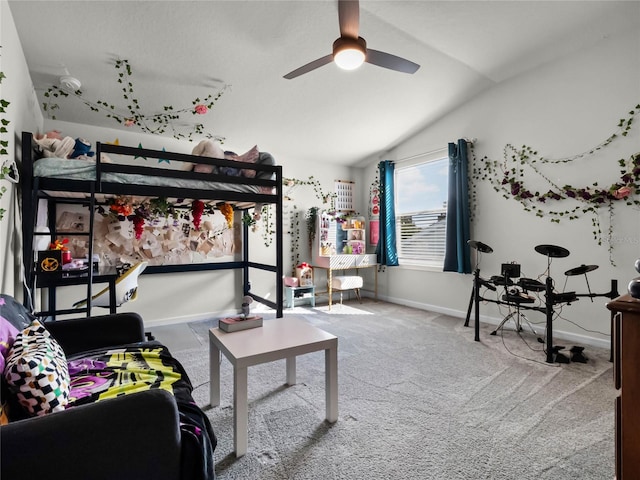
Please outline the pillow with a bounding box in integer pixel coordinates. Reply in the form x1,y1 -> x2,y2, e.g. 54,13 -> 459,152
0,316 -> 19,373
4,320 -> 70,416
0,294 -> 35,331
193,163 -> 216,174
0,314 -> 18,424
225,145 -> 259,178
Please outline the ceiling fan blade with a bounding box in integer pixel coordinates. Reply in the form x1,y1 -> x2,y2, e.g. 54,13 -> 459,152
338,0 -> 359,38
366,49 -> 420,74
283,54 -> 334,79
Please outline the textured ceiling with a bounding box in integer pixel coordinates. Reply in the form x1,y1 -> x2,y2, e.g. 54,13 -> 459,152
8,0 -> 640,166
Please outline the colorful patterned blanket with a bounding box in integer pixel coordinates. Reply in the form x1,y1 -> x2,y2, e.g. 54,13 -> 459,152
67,345 -> 186,405
66,343 -> 216,480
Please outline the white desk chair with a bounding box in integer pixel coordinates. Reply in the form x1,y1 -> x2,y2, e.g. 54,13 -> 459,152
73,261 -> 148,310
330,276 -> 363,304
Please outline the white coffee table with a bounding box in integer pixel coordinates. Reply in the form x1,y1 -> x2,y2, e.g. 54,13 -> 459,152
209,316 -> 338,457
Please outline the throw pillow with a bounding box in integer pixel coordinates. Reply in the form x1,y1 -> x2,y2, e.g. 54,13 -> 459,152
4,320 -> 70,416
0,316 -> 19,373
225,146 -> 259,178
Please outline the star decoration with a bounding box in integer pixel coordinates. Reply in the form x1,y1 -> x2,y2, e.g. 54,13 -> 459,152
135,143 -> 147,160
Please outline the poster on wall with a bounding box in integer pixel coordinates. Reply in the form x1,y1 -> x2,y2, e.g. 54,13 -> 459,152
54,203 -> 239,267
369,185 -> 380,245
369,219 -> 379,245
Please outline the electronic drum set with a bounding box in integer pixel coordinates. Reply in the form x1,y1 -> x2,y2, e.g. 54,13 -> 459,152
465,240 -> 619,363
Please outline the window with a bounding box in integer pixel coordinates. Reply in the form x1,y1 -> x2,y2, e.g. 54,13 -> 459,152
394,156 -> 448,268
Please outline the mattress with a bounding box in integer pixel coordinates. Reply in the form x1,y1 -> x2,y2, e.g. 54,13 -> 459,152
33,156 -> 274,195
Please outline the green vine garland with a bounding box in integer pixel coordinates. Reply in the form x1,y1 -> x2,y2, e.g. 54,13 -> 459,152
0,47 -> 10,222
471,103 -> 640,265
305,206 -> 319,254
280,176 -> 340,268
287,210 -> 302,272
43,59 -> 227,141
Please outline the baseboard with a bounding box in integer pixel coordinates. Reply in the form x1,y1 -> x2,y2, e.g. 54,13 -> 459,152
365,291 -> 611,350
144,309 -> 238,328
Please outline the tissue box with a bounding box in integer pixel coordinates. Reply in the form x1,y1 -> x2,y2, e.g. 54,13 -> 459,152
296,264 -> 313,287
284,276 -> 299,287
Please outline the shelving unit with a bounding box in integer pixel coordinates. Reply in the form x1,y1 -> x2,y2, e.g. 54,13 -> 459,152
344,217 -> 365,255
285,285 -> 315,308
312,210 -> 377,309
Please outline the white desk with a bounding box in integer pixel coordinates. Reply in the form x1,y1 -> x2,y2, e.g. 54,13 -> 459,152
313,253 -> 378,309
209,317 -> 338,457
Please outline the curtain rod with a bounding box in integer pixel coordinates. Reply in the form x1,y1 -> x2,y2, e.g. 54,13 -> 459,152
396,138 -> 476,164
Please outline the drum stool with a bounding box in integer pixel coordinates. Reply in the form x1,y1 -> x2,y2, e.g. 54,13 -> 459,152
490,291 -> 537,336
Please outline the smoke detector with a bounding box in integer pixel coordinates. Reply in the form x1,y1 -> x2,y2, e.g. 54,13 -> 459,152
59,75 -> 82,91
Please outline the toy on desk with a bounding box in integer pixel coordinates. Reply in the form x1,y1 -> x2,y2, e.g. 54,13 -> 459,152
296,262 -> 313,286
218,295 -> 263,332
241,295 -> 253,318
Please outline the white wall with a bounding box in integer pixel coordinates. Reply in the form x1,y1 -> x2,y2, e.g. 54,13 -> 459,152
0,0 -> 43,298
359,26 -> 640,348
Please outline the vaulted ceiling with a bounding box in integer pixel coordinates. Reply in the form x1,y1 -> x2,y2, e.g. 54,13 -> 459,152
9,0 -> 640,166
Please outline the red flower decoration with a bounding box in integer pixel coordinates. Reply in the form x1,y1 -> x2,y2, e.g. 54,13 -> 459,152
49,238 -> 69,251
613,186 -> 632,199
132,215 -> 145,240
194,104 -> 208,115
192,200 -> 205,230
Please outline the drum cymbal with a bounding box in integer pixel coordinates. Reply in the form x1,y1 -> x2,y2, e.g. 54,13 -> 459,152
564,264 -> 599,276
468,240 -> 493,253
535,244 -> 570,258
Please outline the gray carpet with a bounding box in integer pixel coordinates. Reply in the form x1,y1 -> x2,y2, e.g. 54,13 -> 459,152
170,299 -> 615,479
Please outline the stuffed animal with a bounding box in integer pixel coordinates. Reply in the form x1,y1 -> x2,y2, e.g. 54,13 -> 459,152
190,139 -> 224,173
34,131 -> 75,159
69,138 -> 95,160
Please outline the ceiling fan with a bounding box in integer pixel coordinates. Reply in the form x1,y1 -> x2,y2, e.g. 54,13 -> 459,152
283,0 -> 420,79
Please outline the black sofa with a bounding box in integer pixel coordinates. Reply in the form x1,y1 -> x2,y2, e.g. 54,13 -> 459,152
0,295 -> 216,480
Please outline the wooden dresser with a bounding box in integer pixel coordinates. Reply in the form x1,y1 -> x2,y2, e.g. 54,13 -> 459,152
607,294 -> 640,479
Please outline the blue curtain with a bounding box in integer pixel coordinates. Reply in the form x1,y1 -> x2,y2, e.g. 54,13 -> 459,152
375,160 -> 399,266
443,139 -> 471,273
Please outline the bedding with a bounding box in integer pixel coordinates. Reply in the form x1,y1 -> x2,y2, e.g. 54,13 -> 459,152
33,152 -> 276,195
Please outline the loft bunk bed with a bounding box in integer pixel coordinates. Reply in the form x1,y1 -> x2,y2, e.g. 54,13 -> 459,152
20,131 -> 283,318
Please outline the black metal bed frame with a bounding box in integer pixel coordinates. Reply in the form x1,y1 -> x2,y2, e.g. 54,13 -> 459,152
21,131 -> 284,318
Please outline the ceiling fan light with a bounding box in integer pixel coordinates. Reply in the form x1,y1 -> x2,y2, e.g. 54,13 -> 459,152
333,36 -> 367,71
334,48 -> 365,70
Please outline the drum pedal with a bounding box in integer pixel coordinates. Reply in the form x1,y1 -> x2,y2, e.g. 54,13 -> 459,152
570,346 -> 588,363
551,345 -> 570,363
